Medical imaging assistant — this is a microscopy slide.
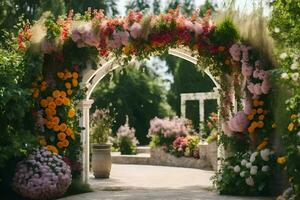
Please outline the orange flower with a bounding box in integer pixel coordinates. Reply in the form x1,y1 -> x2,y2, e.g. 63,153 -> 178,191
68,108 -> 76,118
253,99 -> 260,107
257,140 -> 268,150
41,81 -> 47,86
66,128 -> 73,136
57,141 -> 64,149
247,114 -> 254,120
248,126 -> 255,134
257,108 -> 263,114
291,114 -> 297,119
65,71 -> 72,79
224,59 -> 230,65
72,79 -> 78,87
65,82 -> 71,89
70,134 -> 75,140
55,98 -> 63,106
257,121 -> 264,128
62,139 -> 69,147
52,117 -> 60,125
47,145 -> 58,154
57,132 -> 66,141
40,99 -> 48,108
33,90 -> 39,98
259,101 -> 264,106
218,46 -> 225,52
41,85 -> 47,91
47,96 -> 54,102
122,44 -> 132,55
62,97 -> 70,105
288,123 -> 294,132
53,125 -> 60,132
277,156 -> 286,165
60,91 -> 67,97
59,123 -> 67,132
48,102 -> 56,110
192,44 -> 199,50
53,90 -> 61,98
251,109 -> 257,115
251,121 -> 258,128
67,89 -> 73,96
72,72 -> 79,79
263,110 -> 268,115
258,115 -> 265,121
57,72 -> 65,79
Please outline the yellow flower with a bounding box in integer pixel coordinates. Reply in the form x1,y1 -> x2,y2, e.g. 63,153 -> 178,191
72,72 -> 79,79
224,59 -> 230,65
65,82 -> 71,89
288,123 -> 294,131
66,128 -> 73,136
67,89 -> 73,96
57,132 -> 66,141
72,79 -> 78,87
39,138 -> 47,146
59,123 -> 67,132
277,156 -> 286,165
258,115 -> 265,121
57,72 -> 65,79
272,123 -> 277,129
291,114 -> 297,119
65,71 -> 72,79
47,145 -> 58,154
68,108 -> 76,118
40,99 -> 48,108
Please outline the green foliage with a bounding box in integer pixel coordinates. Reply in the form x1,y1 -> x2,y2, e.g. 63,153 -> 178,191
125,0 -> 150,14
91,64 -> 172,145
119,137 -> 137,155
209,18 -> 239,46
199,0 -> 216,17
268,0 -> 300,49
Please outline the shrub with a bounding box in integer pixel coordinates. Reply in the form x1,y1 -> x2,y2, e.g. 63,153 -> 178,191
90,109 -> 114,144
116,123 -> 139,155
12,147 -> 72,200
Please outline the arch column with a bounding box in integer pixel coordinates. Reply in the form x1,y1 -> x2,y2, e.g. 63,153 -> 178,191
78,99 -> 94,183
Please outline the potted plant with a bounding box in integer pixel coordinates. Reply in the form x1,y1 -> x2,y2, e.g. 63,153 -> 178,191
90,109 -> 114,178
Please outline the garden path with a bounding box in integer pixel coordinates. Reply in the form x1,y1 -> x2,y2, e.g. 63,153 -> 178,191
59,164 -> 273,200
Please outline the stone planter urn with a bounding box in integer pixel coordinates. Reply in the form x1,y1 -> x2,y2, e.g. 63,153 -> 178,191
92,144 -> 112,178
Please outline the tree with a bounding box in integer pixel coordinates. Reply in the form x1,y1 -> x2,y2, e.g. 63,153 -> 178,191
91,64 -> 173,145
199,0 -> 216,17
125,0 -> 150,14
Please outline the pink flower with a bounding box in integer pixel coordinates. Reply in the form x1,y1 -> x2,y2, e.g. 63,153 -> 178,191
130,22 -> 142,39
253,69 -> 260,78
254,84 -> 262,95
261,79 -> 271,94
229,44 -> 241,61
194,23 -> 204,35
243,99 -> 252,115
227,111 -> 249,132
240,45 -> 251,61
247,82 -> 255,94
241,61 -> 253,78
41,40 -> 56,54
184,20 -> 194,32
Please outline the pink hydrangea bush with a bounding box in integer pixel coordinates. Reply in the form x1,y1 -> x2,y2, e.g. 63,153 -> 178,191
116,123 -> 139,155
12,147 -> 72,200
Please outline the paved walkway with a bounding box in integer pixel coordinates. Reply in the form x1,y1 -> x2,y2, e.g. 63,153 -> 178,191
59,164 -> 273,200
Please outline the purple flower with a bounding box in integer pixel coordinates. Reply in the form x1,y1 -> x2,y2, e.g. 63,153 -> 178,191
227,111 -> 249,132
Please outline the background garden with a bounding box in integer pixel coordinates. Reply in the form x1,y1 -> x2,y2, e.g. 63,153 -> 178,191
1,0 -> 300,200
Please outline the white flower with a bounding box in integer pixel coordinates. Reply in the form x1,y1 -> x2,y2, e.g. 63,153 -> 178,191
297,131 -> 300,137
234,165 -> 241,173
250,166 -> 258,175
281,72 -> 289,80
291,73 -> 299,81
240,171 -> 246,177
280,53 -> 288,60
250,152 -> 258,163
262,165 -> 269,172
246,162 -> 252,168
290,62 -> 299,70
245,176 -> 255,186
274,27 -> 280,33
241,159 -> 247,166
260,148 -> 270,161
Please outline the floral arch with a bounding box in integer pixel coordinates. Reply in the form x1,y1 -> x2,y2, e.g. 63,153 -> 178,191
22,8 -> 275,192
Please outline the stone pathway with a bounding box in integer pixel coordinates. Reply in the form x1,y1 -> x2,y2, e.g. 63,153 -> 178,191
59,164 -> 274,200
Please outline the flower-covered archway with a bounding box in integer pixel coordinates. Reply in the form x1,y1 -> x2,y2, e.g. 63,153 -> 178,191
22,8 -> 275,194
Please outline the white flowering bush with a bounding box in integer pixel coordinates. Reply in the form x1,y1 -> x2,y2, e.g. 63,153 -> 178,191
12,147 -> 72,200
213,148 -> 275,195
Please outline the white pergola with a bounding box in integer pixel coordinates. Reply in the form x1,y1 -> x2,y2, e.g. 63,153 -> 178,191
180,88 -> 220,123
78,47 -> 222,183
